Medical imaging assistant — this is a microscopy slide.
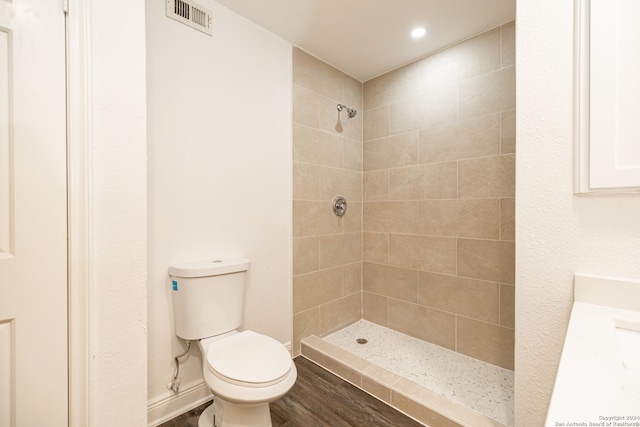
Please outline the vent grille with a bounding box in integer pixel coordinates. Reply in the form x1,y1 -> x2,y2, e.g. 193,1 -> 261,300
166,0 -> 212,36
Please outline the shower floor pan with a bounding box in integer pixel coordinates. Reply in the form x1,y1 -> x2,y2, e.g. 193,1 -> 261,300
301,320 -> 513,427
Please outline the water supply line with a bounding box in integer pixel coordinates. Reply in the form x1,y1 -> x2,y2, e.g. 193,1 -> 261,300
168,340 -> 191,394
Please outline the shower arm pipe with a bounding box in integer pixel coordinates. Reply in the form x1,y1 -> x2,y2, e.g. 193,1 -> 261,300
336,103 -> 357,118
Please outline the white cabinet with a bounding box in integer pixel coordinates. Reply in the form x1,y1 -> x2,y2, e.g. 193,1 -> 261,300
575,0 -> 640,193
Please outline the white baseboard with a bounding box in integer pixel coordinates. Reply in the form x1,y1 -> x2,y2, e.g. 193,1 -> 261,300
147,379 -> 213,427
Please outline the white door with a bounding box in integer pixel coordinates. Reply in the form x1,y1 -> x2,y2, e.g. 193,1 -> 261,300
0,0 -> 68,426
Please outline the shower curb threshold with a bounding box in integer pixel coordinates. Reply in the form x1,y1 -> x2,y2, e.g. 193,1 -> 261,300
301,335 -> 508,427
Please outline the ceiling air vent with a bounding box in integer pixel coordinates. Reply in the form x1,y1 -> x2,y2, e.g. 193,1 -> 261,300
166,0 -> 213,36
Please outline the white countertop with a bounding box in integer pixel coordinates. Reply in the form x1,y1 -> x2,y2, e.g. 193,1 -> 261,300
545,274 -> 640,426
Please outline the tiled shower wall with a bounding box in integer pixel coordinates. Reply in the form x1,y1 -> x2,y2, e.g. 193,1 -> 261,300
362,22 -> 515,369
292,48 -> 364,355
293,22 -> 516,370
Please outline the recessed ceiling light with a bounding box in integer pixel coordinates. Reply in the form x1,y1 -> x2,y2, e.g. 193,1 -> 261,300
411,26 -> 427,39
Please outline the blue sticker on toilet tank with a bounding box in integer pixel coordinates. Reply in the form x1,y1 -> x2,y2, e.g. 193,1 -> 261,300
172,280 -> 178,291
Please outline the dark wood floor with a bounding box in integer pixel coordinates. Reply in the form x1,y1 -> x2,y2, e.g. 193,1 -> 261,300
160,356 -> 423,426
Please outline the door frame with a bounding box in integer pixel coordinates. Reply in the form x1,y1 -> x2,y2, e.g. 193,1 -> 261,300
67,0 -> 92,425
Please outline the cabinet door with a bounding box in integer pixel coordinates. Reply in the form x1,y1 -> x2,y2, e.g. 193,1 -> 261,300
575,0 -> 640,193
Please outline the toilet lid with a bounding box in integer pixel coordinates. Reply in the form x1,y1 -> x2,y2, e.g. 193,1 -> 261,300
206,331 -> 292,385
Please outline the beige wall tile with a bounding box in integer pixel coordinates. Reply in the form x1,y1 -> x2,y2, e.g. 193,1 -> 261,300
363,132 -> 419,171
293,308 -> 320,356
363,232 -> 389,264
292,47 -> 342,100
361,76 -> 386,112
449,27 -> 502,81
410,48 -> 459,89
343,137 -> 363,172
364,170 -> 389,201
458,66 -> 516,121
418,40 -> 501,87
320,167 -> 363,202
320,292 -> 362,336
363,262 -> 417,303
363,66 -> 417,111
291,46 -> 366,361
293,200 -> 342,237
389,85 -> 458,134
417,199 -> 500,239
341,201 -> 362,233
389,162 -> 458,200
418,272 -> 500,324
363,291 -> 389,326
402,27 -> 500,92
500,109 -> 516,154
499,197 -> 515,241
389,299 -> 455,350
364,106 -> 390,142
319,232 -> 362,269
293,236 -> 319,275
388,234 -> 457,275
320,96 -> 363,141
419,113 -> 501,164
292,84 -> 320,128
343,73 -> 363,111
456,316 -> 514,370
457,238 -> 515,284
293,124 -> 343,167
501,21 -> 516,68
343,262 -> 362,295
500,284 -> 515,329
345,110 -> 364,142
293,162 -> 320,200
363,201 -> 418,234
293,267 -> 343,314
458,154 -> 515,199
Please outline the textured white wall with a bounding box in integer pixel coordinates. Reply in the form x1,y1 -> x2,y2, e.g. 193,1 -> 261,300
516,1 -> 640,425
146,0 -> 292,410
90,0 -> 148,425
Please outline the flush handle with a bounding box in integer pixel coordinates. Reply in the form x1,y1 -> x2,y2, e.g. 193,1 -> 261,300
333,196 -> 347,217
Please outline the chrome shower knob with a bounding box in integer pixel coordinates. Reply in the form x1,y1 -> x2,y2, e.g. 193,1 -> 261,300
332,196 -> 347,217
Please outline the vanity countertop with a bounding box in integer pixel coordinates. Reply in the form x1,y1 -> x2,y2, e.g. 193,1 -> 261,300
545,274 -> 640,426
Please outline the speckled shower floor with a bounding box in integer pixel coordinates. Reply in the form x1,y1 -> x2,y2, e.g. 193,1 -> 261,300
324,320 -> 514,426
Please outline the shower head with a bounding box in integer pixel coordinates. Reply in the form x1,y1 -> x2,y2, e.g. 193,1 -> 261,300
337,103 -> 357,118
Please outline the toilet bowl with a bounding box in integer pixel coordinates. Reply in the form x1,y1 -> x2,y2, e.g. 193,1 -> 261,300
168,258 -> 297,427
197,331 -> 297,427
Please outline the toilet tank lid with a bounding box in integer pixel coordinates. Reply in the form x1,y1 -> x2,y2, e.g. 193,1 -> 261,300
168,258 -> 250,278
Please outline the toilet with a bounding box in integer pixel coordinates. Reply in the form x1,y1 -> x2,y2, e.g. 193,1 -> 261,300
169,258 -> 297,427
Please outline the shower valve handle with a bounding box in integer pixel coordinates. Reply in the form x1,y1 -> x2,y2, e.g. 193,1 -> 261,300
333,196 -> 347,217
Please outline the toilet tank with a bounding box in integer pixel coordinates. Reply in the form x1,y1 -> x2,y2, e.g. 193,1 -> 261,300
168,258 -> 250,340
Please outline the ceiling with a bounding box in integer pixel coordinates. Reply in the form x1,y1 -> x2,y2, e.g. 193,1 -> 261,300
213,0 -> 516,82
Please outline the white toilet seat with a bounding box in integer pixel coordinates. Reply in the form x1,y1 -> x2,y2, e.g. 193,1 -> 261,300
200,330 -> 297,405
206,330 -> 292,388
